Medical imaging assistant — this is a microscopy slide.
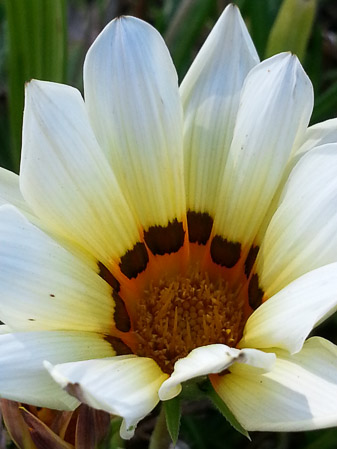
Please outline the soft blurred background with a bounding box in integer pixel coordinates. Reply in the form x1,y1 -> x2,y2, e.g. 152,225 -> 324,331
0,0 -> 337,448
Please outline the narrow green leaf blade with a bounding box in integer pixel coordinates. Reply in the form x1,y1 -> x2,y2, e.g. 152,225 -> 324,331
265,0 -> 317,61
164,397 -> 181,445
4,0 -> 67,172
205,383 -> 250,440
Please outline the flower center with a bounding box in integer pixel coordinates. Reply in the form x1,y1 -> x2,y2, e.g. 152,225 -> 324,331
133,270 -> 246,374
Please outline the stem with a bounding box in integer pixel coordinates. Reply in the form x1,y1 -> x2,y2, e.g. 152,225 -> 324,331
149,406 -> 171,449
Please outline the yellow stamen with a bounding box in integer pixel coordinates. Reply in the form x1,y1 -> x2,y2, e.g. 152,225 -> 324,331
134,269 -> 246,373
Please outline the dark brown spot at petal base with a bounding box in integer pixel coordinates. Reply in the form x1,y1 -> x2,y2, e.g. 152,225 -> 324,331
248,274 -> 264,309
104,336 -> 133,355
119,242 -> 149,279
144,219 -> 185,255
244,245 -> 259,277
113,292 -> 131,332
98,262 -> 120,292
210,236 -> 241,268
187,211 -> 213,245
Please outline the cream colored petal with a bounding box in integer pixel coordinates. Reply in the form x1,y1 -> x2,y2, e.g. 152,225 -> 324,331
20,80 -> 141,268
158,344 -> 275,401
46,356 -> 168,439
241,263 -> 337,353
294,118 -> 337,158
254,118 -> 337,246
0,325 -> 10,334
84,16 -> 185,230
0,331 -> 115,409
256,144 -> 337,297
0,168 -> 32,216
0,170 -> 94,263
212,53 -> 313,250
213,338 -> 337,431
181,4 -> 259,214
0,205 -> 114,333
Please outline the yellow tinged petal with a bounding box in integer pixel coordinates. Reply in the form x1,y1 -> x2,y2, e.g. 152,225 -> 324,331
20,80 -> 141,267
46,356 -> 168,439
214,338 -> 337,432
84,16 -> 185,229
212,53 -> 312,250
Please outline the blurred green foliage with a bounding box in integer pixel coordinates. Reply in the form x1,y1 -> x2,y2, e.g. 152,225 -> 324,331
0,0 -> 337,448
3,0 -> 67,172
265,0 -> 316,60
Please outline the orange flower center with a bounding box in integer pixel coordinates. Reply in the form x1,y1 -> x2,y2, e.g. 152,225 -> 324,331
100,215 -> 265,375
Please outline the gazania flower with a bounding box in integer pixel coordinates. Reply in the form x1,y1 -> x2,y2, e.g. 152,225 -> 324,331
2,3 -> 337,440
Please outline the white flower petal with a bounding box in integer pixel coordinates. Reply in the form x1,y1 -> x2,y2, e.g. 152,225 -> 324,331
20,80 -> 141,267
0,168 -> 32,215
158,344 -> 275,401
0,205 -> 114,333
46,356 -> 168,439
213,53 -> 313,248
181,4 -> 259,215
294,118 -> 337,158
256,144 -> 337,297
254,119 -> 337,247
213,337 -> 337,431
241,263 -> 337,353
0,170 -> 92,262
84,16 -> 185,230
0,325 -> 10,334
0,331 -> 115,409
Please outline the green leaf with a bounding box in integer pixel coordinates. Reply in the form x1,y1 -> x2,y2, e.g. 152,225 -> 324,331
304,22 -> 323,93
98,417 -> 125,449
164,397 -> 181,445
241,0 -> 282,57
305,428 -> 337,449
265,0 -> 317,62
4,0 -> 67,172
205,382 -> 250,440
311,79 -> 337,124
163,0 -> 217,80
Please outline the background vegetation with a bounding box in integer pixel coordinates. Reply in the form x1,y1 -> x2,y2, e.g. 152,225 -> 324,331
0,0 -> 336,448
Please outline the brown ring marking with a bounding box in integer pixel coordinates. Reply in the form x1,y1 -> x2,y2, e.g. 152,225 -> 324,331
119,242 -> 149,279
113,291 -> 131,332
104,335 -> 133,355
210,236 -> 241,268
98,262 -> 120,292
187,211 -> 213,245
144,219 -> 185,256
244,245 -> 259,278
248,273 -> 264,310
